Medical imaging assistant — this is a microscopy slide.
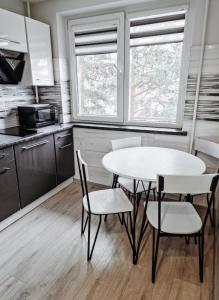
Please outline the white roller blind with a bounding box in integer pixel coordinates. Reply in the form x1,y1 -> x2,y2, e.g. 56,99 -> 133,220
130,10 -> 186,47
74,25 -> 118,56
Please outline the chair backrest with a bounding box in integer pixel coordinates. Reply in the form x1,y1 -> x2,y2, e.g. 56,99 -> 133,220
156,174 -> 219,232
76,150 -> 91,212
111,136 -> 142,151
157,174 -> 218,195
194,138 -> 219,160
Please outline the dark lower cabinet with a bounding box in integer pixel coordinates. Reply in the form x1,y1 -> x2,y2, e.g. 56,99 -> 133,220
54,129 -> 75,184
0,147 -> 20,221
14,134 -> 56,208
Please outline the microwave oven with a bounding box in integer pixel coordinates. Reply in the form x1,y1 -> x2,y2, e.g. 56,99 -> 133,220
18,104 -> 56,129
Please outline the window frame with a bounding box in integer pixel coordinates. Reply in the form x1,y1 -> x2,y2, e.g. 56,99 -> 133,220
68,4 -> 194,129
68,12 -> 125,123
124,5 -> 192,129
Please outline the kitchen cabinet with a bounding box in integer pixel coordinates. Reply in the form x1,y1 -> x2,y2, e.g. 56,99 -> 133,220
0,9 -> 27,53
0,147 -> 20,221
54,130 -> 75,184
14,135 -> 56,208
24,17 -> 54,86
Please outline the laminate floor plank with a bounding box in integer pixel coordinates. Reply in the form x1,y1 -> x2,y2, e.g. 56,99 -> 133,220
0,181 -> 213,300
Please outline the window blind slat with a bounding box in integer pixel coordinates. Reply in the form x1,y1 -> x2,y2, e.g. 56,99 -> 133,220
130,33 -> 184,47
75,31 -> 117,47
130,12 -> 185,27
130,27 -> 184,39
75,43 -> 117,56
74,27 -> 118,55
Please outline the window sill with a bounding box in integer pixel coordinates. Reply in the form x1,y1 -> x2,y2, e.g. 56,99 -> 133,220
72,122 -> 187,136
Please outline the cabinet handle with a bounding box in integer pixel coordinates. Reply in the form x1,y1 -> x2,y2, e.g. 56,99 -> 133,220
59,143 -> 72,150
57,133 -> 71,140
0,167 -> 10,175
22,140 -> 48,151
0,153 -> 6,159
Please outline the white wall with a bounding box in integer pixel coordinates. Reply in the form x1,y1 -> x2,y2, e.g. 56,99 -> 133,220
0,0 -> 25,15
30,0 -> 219,184
31,0 -> 219,56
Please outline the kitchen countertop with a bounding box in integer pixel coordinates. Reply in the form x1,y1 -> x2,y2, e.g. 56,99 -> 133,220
0,121 -> 188,149
0,123 -> 73,149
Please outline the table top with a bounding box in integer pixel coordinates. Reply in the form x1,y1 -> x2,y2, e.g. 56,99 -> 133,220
102,147 -> 206,181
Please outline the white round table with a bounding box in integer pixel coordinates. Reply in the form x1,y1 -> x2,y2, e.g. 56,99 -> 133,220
102,147 -> 206,181
102,147 -> 206,264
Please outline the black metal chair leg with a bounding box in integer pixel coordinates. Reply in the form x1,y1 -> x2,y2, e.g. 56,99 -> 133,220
212,195 -> 215,227
104,215 -> 108,222
153,189 -> 156,201
198,233 -> 204,282
87,214 -> 91,261
206,194 -> 215,227
118,213 -> 123,225
81,205 -> 85,235
87,215 -> 102,261
152,228 -> 160,283
82,216 -> 88,234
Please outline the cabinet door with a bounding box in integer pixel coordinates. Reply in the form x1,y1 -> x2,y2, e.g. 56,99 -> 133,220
0,160 -> 20,221
25,17 -> 54,86
14,135 -> 56,208
54,130 -> 75,184
0,9 -> 27,52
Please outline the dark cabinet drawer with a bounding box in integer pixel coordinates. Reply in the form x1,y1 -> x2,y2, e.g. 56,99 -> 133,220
0,146 -> 14,167
14,135 -> 56,208
54,130 -> 75,184
0,160 -> 20,221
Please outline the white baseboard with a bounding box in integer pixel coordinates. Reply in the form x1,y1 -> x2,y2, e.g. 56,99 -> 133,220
0,177 -> 74,232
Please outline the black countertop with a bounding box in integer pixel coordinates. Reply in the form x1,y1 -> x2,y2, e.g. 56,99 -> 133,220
0,124 -> 73,149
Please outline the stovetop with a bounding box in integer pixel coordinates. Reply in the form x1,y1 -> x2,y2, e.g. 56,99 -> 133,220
0,126 -> 38,137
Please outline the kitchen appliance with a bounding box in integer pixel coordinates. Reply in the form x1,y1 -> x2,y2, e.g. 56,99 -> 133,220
18,104 -> 56,129
0,126 -> 37,137
0,50 -> 25,84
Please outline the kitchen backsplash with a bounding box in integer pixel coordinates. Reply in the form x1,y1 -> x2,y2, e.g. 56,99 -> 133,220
0,85 -> 35,129
38,80 -> 72,123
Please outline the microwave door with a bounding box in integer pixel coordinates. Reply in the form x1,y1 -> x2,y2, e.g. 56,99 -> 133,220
36,109 -> 52,123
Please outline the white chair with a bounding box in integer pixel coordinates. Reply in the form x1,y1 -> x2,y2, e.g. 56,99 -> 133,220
76,150 -> 133,261
111,136 -> 156,196
191,138 -> 219,226
146,173 -> 219,283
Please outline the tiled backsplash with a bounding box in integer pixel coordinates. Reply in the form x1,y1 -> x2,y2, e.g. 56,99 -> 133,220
0,85 -> 35,129
38,80 -> 72,123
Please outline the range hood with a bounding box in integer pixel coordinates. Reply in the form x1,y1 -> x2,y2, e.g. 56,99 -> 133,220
0,49 -> 25,84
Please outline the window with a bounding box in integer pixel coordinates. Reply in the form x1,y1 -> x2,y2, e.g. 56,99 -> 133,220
126,10 -> 186,126
69,13 -> 124,122
69,7 -> 190,128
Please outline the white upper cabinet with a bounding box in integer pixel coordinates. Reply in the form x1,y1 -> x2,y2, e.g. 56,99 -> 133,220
0,9 -> 27,52
25,17 -> 54,86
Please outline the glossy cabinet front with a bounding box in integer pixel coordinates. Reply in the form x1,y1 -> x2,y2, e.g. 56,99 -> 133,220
0,147 -> 20,221
0,9 -> 27,52
14,135 -> 56,208
25,17 -> 54,86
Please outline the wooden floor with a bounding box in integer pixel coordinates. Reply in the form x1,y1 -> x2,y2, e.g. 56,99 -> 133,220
0,181 -> 214,300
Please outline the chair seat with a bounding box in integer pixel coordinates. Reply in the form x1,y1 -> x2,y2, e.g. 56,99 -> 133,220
83,188 -> 133,215
118,177 -> 156,194
146,201 -> 202,234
